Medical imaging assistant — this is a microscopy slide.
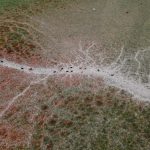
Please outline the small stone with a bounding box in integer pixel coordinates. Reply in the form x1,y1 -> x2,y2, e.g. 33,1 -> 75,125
53,71 -> 56,73
92,8 -> 96,11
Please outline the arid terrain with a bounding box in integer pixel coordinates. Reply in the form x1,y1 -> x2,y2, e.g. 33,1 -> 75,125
0,0 -> 150,149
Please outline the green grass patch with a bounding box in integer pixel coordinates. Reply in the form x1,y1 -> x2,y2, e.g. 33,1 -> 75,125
0,0 -> 75,12
0,0 -> 35,10
31,87 -> 150,150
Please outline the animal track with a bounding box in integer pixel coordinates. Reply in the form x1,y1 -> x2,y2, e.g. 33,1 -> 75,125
0,41 -> 150,120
